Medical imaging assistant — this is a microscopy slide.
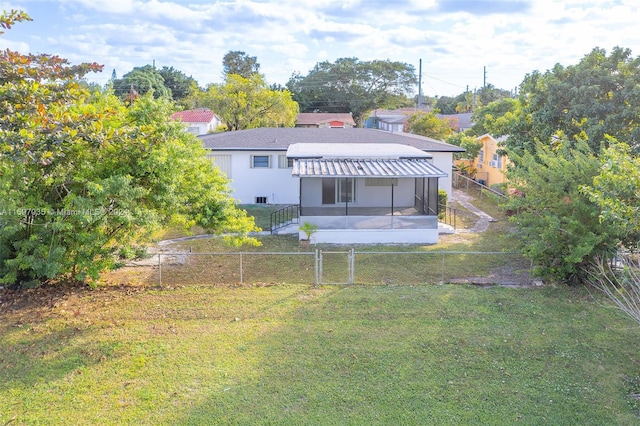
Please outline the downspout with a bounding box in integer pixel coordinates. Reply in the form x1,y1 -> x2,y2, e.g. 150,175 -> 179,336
391,181 -> 394,215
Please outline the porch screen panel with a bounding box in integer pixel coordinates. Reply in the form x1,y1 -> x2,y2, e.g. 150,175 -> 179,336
414,178 -> 425,214
427,177 -> 439,216
338,178 -> 355,203
322,178 -> 336,205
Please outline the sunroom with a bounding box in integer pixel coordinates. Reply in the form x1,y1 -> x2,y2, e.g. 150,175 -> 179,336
287,143 -> 448,244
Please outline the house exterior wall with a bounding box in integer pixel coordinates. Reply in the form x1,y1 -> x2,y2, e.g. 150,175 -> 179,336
210,150 -> 453,206
378,121 -> 404,133
209,150 -> 300,204
183,117 -> 221,135
430,152 -> 453,198
468,134 -> 507,187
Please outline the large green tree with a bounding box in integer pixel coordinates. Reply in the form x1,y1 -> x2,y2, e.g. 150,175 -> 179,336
406,111 -> 454,140
581,139 -> 640,245
112,65 -> 171,100
496,47 -> 640,157
0,12 -> 258,287
502,139 -> 617,284
200,73 -> 298,130
287,57 -> 417,127
222,51 -> 260,78
468,97 -> 518,137
157,66 -> 198,102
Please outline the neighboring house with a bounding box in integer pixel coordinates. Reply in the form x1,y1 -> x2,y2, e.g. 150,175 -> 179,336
295,113 -> 356,128
457,133 -> 509,187
199,128 -> 464,244
171,108 -> 222,135
438,113 -> 474,132
365,108 -> 416,131
365,109 -> 474,133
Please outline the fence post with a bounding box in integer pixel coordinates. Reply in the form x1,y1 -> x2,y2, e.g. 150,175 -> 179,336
348,248 -> 355,285
441,251 -> 445,284
240,253 -> 243,284
319,250 -> 324,285
158,253 -> 162,286
314,249 -> 319,287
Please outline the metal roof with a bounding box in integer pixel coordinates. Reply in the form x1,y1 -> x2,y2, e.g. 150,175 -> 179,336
292,158 -> 448,178
286,143 -> 432,159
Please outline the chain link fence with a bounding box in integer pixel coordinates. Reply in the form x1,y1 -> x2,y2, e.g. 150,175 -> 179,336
118,250 -> 533,287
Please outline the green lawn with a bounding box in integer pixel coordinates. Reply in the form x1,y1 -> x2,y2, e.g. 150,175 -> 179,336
2,283 -> 640,425
3,196 -> 640,424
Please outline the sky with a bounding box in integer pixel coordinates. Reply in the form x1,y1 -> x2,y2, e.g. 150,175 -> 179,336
1,0 -> 639,97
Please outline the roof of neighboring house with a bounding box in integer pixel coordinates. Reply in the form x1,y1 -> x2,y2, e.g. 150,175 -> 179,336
200,128 -> 465,153
171,108 -> 217,123
295,113 -> 356,126
477,133 -> 508,143
438,113 -> 474,130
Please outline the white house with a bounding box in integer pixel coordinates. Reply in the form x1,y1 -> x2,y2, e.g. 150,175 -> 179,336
199,128 -> 463,205
171,108 -> 222,135
199,128 -> 464,244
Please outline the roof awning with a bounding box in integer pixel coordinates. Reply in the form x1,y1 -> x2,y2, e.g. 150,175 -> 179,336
292,158 -> 447,178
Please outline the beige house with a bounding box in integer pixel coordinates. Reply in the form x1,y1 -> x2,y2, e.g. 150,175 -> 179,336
457,134 -> 508,188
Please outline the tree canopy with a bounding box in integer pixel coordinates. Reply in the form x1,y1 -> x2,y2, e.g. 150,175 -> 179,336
0,11 -> 258,287
112,65 -> 171,100
406,111 -> 455,140
157,66 -> 198,102
222,51 -> 260,78
496,47 -> 640,156
287,57 -> 417,127
495,47 -> 640,283
198,73 -> 298,130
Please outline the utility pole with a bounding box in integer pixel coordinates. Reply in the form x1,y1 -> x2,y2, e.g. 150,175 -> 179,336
417,59 -> 423,110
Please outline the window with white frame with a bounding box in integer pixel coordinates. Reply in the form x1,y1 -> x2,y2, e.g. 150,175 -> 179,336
478,149 -> 484,163
491,153 -> 503,168
251,155 -> 271,168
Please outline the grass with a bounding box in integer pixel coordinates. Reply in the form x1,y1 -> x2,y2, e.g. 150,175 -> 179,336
4,193 -> 640,424
2,283 -> 640,424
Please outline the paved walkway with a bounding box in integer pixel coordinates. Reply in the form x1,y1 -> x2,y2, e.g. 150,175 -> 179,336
451,189 -> 496,233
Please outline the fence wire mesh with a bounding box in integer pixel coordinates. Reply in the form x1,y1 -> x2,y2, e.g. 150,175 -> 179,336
117,250 -> 532,287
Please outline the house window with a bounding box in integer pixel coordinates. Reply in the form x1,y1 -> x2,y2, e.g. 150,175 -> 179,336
478,149 -> 484,163
365,178 -> 397,186
278,155 -> 293,168
337,178 -> 355,203
491,154 -> 503,169
251,155 -> 270,168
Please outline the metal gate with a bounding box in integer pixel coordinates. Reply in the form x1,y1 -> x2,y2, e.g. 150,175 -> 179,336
318,249 -> 355,285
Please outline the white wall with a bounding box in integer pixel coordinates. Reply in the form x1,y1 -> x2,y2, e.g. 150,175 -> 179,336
431,152 -> 453,198
211,149 -> 455,206
222,150 -> 300,205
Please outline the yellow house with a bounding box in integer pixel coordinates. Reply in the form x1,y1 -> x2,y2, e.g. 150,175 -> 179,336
456,134 -> 508,188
